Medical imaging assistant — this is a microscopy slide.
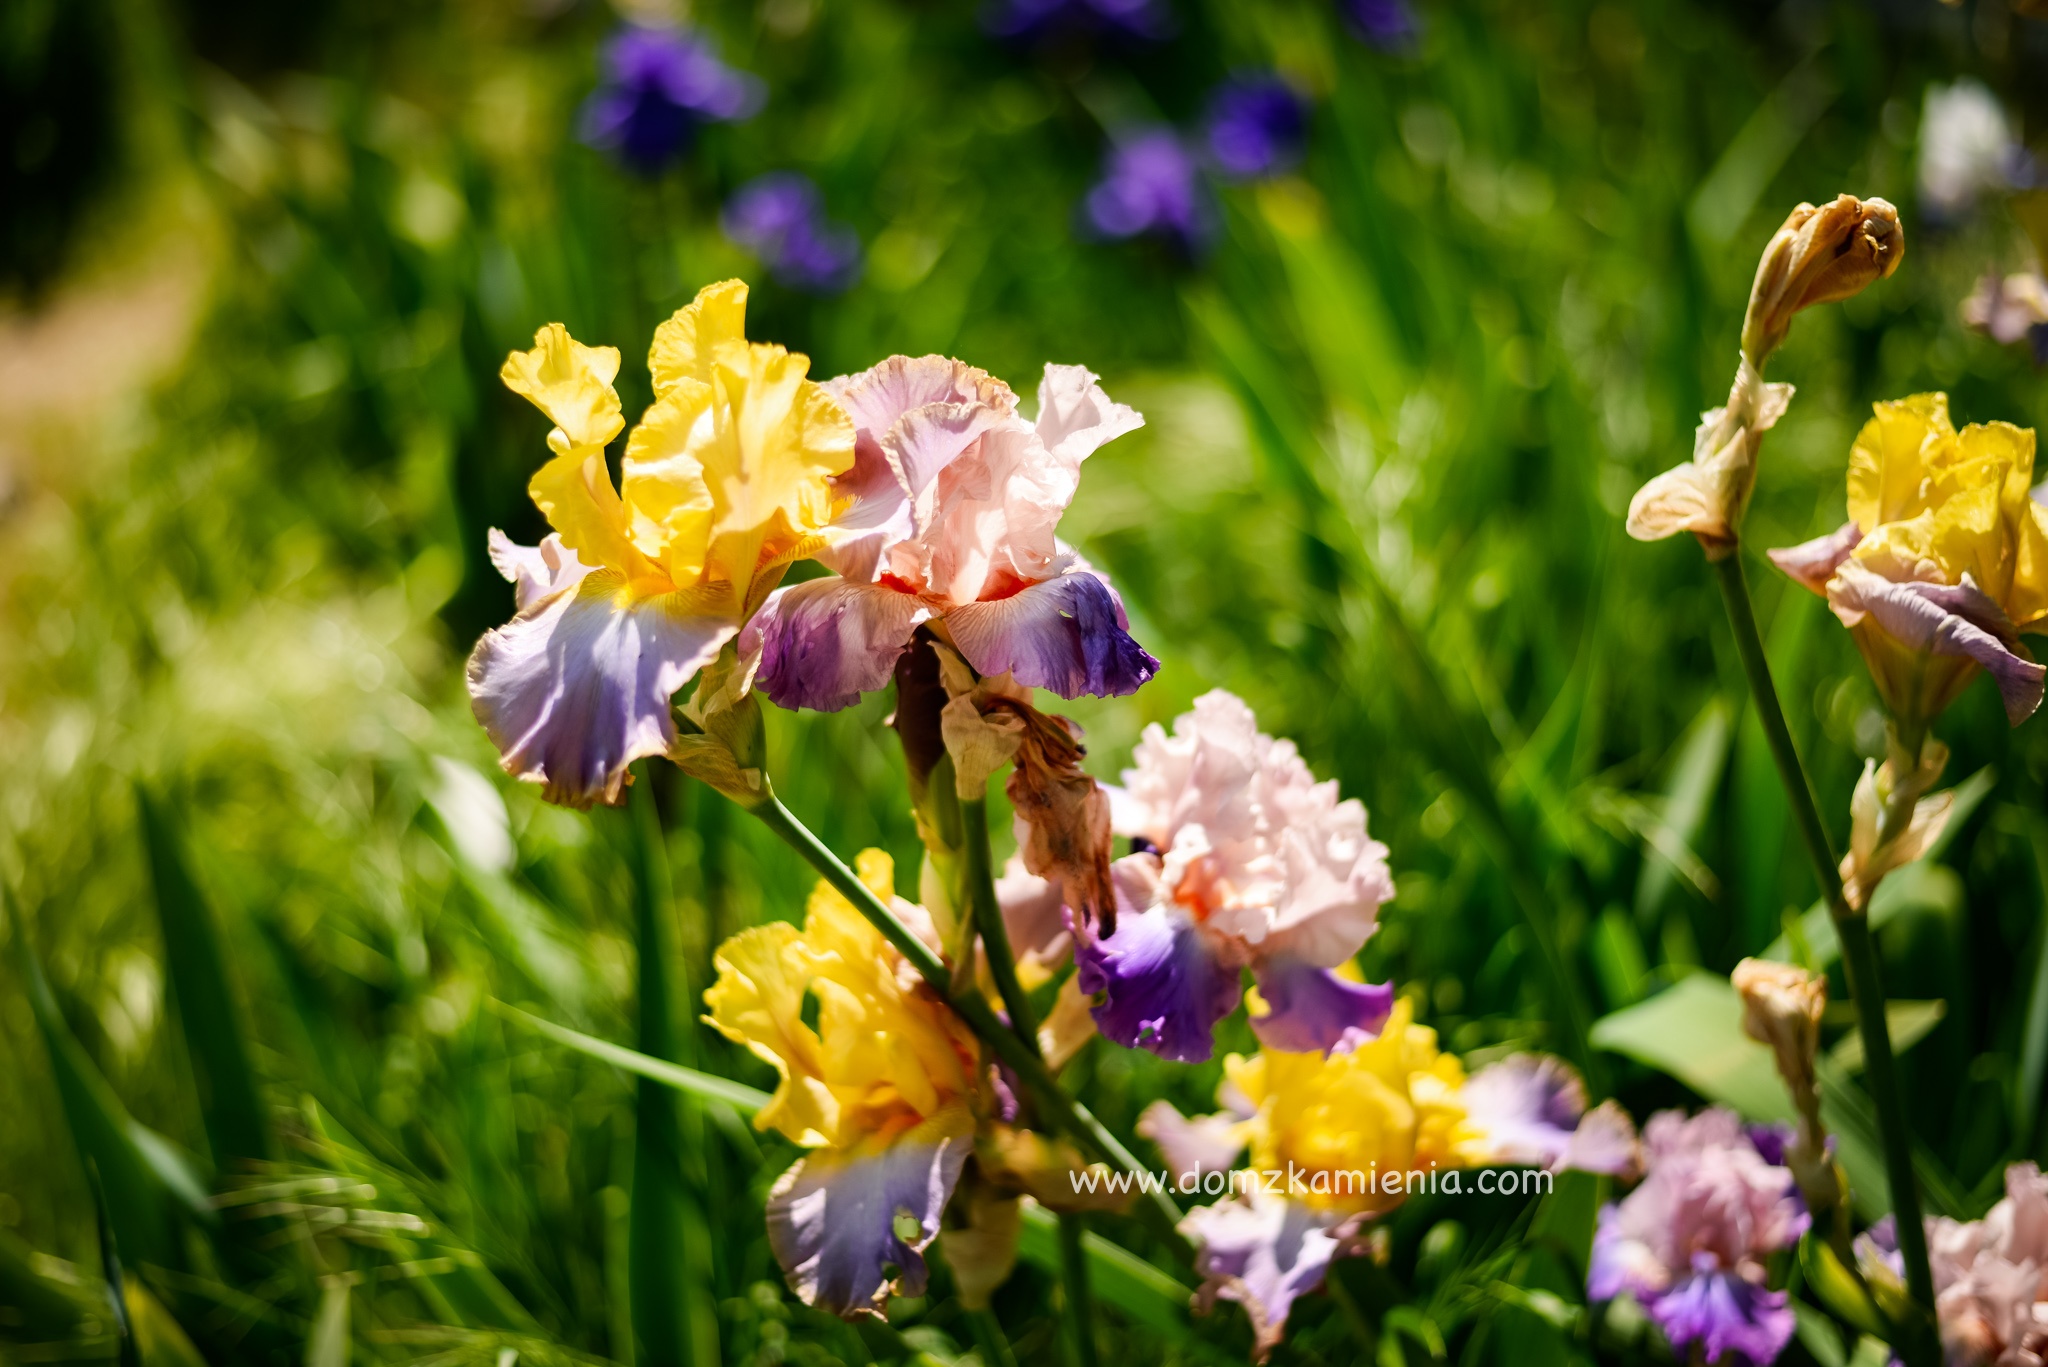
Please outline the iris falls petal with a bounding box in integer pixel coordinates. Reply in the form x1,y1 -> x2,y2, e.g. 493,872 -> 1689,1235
467,572 -> 736,808
944,568 -> 1159,698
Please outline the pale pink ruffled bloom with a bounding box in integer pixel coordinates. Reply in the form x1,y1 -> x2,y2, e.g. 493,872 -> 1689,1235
743,355 -> 1158,710
1057,690 -> 1395,1061
1859,1163 -> 2048,1365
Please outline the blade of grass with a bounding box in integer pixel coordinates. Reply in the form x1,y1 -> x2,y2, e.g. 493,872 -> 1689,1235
2016,813 -> 2048,1158
15,924 -> 211,1272
626,773 -> 716,1367
137,787 -> 272,1171
90,1168 -> 142,1367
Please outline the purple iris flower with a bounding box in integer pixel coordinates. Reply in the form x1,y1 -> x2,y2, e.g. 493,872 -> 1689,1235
1341,0 -> 1419,50
580,26 -> 763,174
984,0 -> 1175,44
1205,76 -> 1311,181
720,173 -> 862,294
1083,127 -> 1213,251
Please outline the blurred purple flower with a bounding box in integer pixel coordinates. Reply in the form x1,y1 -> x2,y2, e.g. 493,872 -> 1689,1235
1205,76 -> 1310,181
581,26 -> 763,174
1341,0 -> 1418,50
1083,128 -> 1212,251
721,173 -> 862,294
984,0 -> 1175,44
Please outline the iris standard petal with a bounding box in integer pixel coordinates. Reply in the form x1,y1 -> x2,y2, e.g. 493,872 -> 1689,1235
764,1112 -> 972,1318
466,572 -> 736,808
1829,562 -> 2047,724
1182,1190 -> 1346,1362
745,576 -> 934,712
944,567 -> 1160,699
1648,1265 -> 1797,1366
1072,873 -> 1240,1063
1246,956 -> 1393,1054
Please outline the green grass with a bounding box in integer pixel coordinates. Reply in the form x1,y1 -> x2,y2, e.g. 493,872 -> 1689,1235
5,0 -> 2048,1364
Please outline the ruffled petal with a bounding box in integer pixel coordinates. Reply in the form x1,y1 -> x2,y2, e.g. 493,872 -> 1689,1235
764,1113 -> 972,1318
1646,1265 -> 1797,1366
1072,858 -> 1240,1062
1767,521 -> 1862,597
1181,1190 -> 1345,1361
744,576 -> 932,712
1246,957 -> 1393,1054
944,567 -> 1160,699
1033,363 -> 1145,471
500,322 -> 625,449
1562,1101 -> 1644,1177
466,571 -> 734,807
1137,1100 -> 1248,1183
1458,1054 -> 1588,1169
488,529 -> 593,613
1829,562 -> 2047,724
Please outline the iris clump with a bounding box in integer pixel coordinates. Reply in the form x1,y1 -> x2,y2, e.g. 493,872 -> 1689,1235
579,25 -> 763,174
720,173 -> 863,294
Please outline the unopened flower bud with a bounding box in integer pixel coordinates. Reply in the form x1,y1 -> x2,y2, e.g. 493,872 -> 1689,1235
1742,194 -> 1903,364
1734,957 -> 1839,1215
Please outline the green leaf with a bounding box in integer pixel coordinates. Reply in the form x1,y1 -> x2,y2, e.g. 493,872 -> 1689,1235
2014,810 -> 2048,1154
0,1229 -> 87,1342
625,775 -> 717,1367
1525,1169 -> 1602,1282
1800,1237 -> 1885,1339
1015,1204 -> 1220,1358
306,1279 -> 350,1367
1792,1298 -> 1848,1367
15,930 -> 212,1271
492,1002 -> 770,1113
138,788 -> 272,1170
1826,1001 -> 1946,1074
1634,698 -> 1732,922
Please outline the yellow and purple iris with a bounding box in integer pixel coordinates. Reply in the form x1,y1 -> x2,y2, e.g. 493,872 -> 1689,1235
1141,1002 -> 1636,1359
742,354 -> 1158,711
1768,393 -> 2048,727
467,279 -> 854,807
1033,689 -> 1396,1061
704,850 -> 983,1317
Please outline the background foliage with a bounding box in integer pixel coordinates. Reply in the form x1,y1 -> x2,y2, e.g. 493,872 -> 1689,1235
3,0 -> 2048,1363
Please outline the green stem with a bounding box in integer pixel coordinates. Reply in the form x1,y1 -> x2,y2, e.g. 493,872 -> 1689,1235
1709,553 -> 1938,1367
748,795 -> 1187,1243
964,795 -> 1103,1360
1057,1212 -> 1101,1367
969,1308 -> 1019,1367
962,796 -> 1040,1049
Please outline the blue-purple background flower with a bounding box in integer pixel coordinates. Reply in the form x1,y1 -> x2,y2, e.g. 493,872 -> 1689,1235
721,173 -> 863,294
581,26 -> 764,174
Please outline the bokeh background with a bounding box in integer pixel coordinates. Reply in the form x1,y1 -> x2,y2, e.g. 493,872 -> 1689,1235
5,0 -> 2048,1363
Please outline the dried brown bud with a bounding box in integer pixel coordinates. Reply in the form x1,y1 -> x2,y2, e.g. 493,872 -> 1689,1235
1742,194 -> 1904,363
1734,958 -> 1825,1094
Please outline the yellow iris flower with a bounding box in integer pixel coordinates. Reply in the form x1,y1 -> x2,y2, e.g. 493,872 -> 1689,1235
1772,393 -> 2048,727
1228,998 -> 1474,1216
468,280 -> 855,807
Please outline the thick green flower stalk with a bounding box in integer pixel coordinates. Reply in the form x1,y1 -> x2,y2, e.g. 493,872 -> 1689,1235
1624,193 -> 1941,1367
